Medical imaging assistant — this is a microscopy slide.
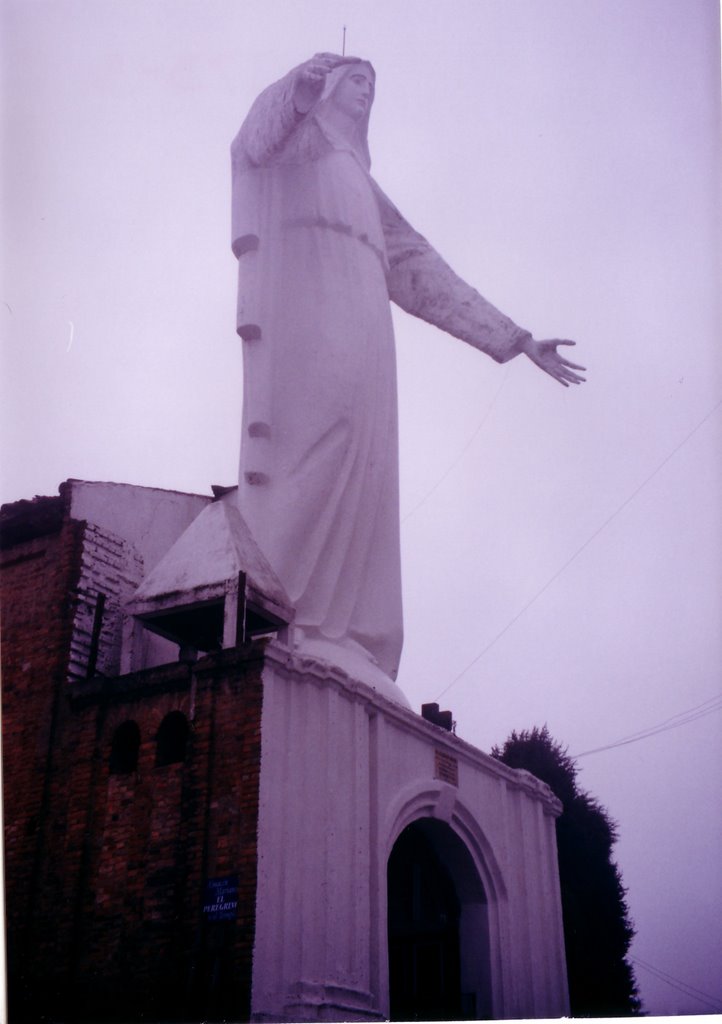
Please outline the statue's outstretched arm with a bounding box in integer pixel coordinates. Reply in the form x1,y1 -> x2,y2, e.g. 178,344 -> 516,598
376,185 -> 585,384
376,184 -> 530,364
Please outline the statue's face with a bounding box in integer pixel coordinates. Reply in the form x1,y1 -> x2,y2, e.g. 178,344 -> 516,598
329,66 -> 374,121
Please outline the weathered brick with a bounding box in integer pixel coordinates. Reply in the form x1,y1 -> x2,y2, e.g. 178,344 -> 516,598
2,492 -> 264,1023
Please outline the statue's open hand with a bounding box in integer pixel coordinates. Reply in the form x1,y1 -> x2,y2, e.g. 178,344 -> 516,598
521,337 -> 586,387
293,53 -> 361,113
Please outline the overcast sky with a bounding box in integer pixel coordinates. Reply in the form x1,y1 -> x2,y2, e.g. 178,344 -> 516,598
2,0 -> 721,1015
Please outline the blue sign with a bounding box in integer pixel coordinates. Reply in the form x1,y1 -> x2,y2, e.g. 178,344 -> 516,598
202,875 -> 238,921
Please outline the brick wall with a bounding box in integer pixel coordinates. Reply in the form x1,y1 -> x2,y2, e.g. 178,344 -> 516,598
1,498 -> 85,1008
2,494 -> 264,1023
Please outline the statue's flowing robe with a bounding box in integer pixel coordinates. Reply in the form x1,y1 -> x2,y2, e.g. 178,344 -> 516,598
231,65 -> 530,680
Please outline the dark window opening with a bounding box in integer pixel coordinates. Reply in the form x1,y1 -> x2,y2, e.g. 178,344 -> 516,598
155,711 -> 189,767
109,720 -> 141,774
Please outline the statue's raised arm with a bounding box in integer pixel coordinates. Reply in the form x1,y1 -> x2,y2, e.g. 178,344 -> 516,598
233,54 -> 363,168
230,55 -> 585,702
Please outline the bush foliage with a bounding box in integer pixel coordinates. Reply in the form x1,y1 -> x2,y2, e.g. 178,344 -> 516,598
492,725 -> 642,1016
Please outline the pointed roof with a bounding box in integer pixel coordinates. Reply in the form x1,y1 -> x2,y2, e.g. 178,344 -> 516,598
127,493 -> 292,626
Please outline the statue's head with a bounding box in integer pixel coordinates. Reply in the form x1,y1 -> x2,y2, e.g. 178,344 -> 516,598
325,62 -> 375,121
314,60 -> 375,169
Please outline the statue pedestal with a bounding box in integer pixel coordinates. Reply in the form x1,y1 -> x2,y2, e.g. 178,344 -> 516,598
289,628 -> 411,708
251,641 -> 569,1022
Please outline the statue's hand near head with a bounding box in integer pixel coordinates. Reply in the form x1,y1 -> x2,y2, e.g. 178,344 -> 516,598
293,52 -> 361,113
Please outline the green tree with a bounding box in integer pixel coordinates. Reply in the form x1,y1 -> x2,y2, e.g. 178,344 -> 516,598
492,726 -> 642,1016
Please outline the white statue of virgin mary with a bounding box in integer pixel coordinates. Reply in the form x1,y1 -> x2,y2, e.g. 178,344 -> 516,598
231,54 -> 584,699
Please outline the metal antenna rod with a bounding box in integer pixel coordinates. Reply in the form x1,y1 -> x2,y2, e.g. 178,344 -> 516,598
342,25 -> 346,56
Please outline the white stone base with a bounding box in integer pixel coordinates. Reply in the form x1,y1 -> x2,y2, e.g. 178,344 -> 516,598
251,641 -> 569,1022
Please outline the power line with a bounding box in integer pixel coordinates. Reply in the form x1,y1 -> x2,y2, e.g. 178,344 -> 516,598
435,395 -> 722,702
572,692 -> 722,758
649,690 -> 722,728
605,691 -> 722,743
630,954 -> 722,1012
581,692 -> 722,748
402,368 -> 510,523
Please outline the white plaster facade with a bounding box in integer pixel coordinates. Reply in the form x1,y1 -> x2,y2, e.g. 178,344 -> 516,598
68,479 -> 210,572
252,642 -> 569,1022
65,480 -> 211,678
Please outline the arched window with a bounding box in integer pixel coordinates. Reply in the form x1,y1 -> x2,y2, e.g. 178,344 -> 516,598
155,711 -> 189,767
109,720 -> 140,774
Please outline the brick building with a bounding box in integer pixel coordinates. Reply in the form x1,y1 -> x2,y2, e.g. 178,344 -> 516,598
2,479 -> 570,1022
1,482 -> 272,1022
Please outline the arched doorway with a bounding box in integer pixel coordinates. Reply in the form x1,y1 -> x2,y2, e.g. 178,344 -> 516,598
387,818 -> 491,1020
